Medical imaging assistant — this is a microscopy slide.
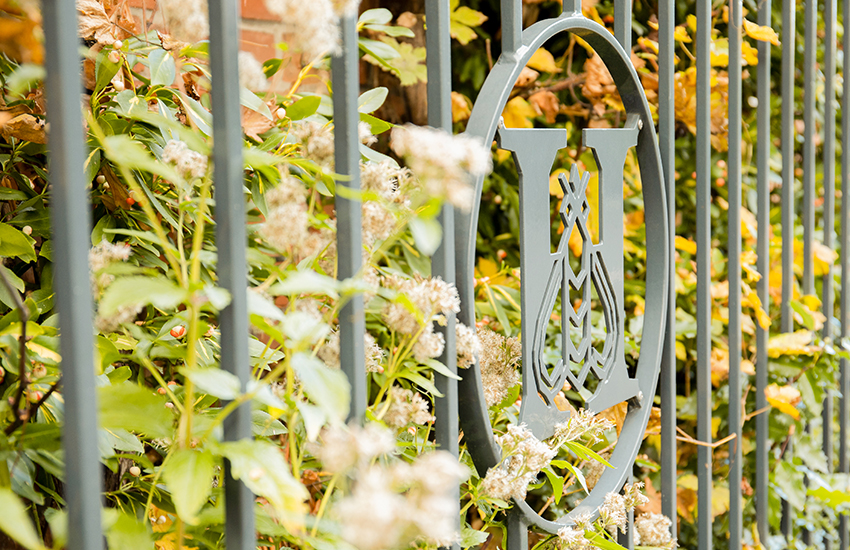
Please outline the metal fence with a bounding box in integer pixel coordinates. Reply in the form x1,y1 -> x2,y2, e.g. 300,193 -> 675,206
40,0 -> 850,548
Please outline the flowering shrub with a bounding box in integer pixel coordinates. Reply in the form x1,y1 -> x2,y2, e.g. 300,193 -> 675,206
0,2 -> 658,550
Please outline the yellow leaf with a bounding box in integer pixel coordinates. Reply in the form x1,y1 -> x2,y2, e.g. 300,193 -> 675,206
527,47 -> 562,73
711,38 -> 729,67
742,41 -> 759,65
675,235 -> 697,255
451,91 -> 471,123
765,383 -> 802,419
674,26 -> 692,43
475,258 -> 508,287
743,286 -> 771,329
495,149 -> 512,164
743,19 -> 780,46
712,485 -> 730,518
501,96 -> 538,128
767,330 -> 818,358
686,15 -> 697,33
813,242 -> 837,276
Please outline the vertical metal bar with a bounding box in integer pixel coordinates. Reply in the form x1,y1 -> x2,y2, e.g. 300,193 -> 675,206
726,0 -> 743,545
755,0 -> 772,540
801,1 -> 817,545
208,0 -> 255,547
822,0 -> 837,519
501,0 -> 522,54
563,0 -> 581,15
426,2 -> 460,550
803,0 -> 816,299
696,0 -> 713,545
614,0 -> 632,51
780,0 -> 796,334
840,2 -> 850,546
43,1 -> 103,549
658,0 -> 678,536
779,0 -> 796,537
332,16 -> 367,422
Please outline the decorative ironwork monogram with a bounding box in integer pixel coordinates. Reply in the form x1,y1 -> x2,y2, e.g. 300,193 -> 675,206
496,114 -> 642,440
456,12 -> 668,536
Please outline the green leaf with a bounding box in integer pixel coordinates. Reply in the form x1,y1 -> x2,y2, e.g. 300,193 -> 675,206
247,291 -> 286,322
359,8 -> 393,25
410,216 -> 443,256
542,467 -> 565,504
562,461 -> 589,495
216,439 -> 309,523
241,87 -> 272,120
98,382 -> 174,438
421,358 -> 462,380
0,222 -> 36,262
269,270 -> 341,299
148,49 -> 176,87
789,301 -> 816,331
364,24 -> 415,38
359,37 -> 401,63
287,96 -> 322,121
181,367 -> 242,400
291,352 -> 350,421
178,93 -> 213,136
163,448 -> 215,524
360,112 -> 393,135
358,87 -> 388,114
6,64 -> 45,96
99,276 -> 186,317
0,488 -> 48,550
460,526 -> 490,548
103,510 -> 153,549
809,485 -> 850,509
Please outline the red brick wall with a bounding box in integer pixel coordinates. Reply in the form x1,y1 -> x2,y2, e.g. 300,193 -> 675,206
127,0 -> 315,89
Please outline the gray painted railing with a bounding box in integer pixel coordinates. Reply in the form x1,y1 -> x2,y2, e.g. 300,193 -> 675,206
42,0 -> 850,548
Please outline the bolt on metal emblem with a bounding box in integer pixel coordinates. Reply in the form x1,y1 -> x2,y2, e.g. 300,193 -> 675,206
454,9 -> 670,538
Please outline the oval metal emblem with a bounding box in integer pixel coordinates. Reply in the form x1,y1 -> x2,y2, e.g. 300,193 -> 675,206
454,11 -> 670,534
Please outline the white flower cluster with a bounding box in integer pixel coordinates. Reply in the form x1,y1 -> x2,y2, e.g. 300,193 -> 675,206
291,121 -> 335,169
263,0 -> 359,61
336,450 -> 468,550
238,51 -> 268,92
259,174 -> 336,265
360,160 -> 411,250
384,386 -> 434,428
633,512 -> 675,548
317,330 -> 384,373
89,240 -> 131,290
158,0 -> 208,43
314,423 -> 395,474
556,483 -> 654,550
162,140 -> 208,180
481,423 -> 556,500
477,328 -> 521,406
552,409 -> 616,445
381,273 -> 460,362
455,323 -> 481,369
390,125 -> 492,211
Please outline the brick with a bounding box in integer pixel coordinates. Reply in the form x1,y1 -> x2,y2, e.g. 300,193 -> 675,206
127,0 -> 156,10
240,28 -> 279,63
241,0 -> 279,21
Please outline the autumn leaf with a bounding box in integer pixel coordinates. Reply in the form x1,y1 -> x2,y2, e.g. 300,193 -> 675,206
767,330 -> 818,358
501,96 -> 537,128
529,90 -> 560,124
674,26 -> 692,43
0,113 -> 46,144
675,235 -> 697,255
765,383 -> 802,419
380,37 -> 427,86
527,47 -> 562,73
449,0 -> 487,45
743,19 -> 780,46
77,0 -> 116,44
0,2 -> 43,64
451,91 -> 471,123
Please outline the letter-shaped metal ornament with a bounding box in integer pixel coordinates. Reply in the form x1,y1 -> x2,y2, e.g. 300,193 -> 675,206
453,7 -> 669,545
